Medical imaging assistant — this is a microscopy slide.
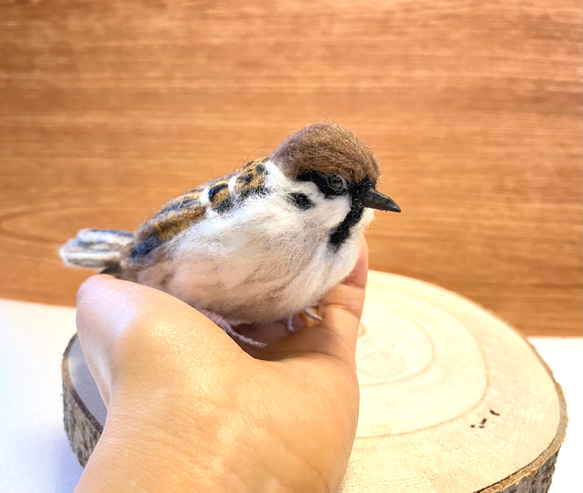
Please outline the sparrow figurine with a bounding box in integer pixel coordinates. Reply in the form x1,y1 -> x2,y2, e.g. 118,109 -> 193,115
61,123 -> 400,347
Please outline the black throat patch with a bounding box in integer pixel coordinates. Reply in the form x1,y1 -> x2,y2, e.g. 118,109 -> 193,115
329,201 -> 365,249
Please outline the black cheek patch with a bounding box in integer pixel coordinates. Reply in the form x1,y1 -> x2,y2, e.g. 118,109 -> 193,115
288,192 -> 314,210
131,235 -> 162,259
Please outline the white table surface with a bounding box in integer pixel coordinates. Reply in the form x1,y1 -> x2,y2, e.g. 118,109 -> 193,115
0,298 -> 581,493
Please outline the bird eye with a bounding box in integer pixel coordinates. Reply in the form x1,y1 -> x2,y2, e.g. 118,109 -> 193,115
328,174 -> 347,192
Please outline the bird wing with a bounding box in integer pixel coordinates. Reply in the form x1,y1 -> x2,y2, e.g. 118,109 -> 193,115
120,158 -> 269,270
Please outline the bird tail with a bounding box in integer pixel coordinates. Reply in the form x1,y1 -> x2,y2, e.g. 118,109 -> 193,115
60,228 -> 134,272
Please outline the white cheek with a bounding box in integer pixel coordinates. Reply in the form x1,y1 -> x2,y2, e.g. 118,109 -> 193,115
262,163 -> 351,230
308,194 -> 352,229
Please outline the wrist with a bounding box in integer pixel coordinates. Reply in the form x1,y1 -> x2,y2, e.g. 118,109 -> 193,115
76,391 -> 334,493
75,394 -> 231,492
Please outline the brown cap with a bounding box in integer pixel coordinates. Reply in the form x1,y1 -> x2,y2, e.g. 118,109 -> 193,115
270,123 -> 381,184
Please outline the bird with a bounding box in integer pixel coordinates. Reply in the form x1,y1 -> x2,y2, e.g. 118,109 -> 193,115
60,123 -> 401,347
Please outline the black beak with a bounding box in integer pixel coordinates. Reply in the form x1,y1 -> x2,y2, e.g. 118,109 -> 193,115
362,188 -> 401,213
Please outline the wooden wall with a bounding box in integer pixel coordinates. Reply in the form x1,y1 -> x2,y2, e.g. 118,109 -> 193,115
0,0 -> 581,336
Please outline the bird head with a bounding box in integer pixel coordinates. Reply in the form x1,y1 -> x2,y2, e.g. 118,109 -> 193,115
270,123 -> 400,214
269,123 -> 400,248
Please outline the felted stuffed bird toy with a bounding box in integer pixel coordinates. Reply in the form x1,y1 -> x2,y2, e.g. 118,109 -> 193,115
61,123 -> 400,347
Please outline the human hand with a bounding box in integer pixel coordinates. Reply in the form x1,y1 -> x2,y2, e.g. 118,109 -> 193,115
74,237 -> 368,493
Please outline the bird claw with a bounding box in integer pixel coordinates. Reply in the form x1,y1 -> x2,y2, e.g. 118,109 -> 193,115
303,307 -> 322,322
286,308 -> 322,334
200,309 -> 266,348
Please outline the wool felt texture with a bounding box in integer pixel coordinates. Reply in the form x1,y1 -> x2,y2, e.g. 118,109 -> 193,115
271,123 -> 381,183
61,123 -> 396,332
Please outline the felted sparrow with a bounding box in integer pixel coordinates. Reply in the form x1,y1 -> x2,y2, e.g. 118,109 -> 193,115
61,123 -> 400,347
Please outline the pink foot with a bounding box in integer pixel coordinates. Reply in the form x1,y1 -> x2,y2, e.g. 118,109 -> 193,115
199,309 -> 266,348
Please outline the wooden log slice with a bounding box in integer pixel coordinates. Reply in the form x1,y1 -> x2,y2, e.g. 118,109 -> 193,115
62,272 -> 567,492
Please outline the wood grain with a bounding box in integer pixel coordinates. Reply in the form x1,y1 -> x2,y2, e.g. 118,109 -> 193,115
0,0 -> 581,335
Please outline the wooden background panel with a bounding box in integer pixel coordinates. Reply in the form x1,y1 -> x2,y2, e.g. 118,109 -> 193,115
0,0 -> 581,336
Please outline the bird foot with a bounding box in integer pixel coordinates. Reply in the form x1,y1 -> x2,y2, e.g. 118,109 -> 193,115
286,316 -> 295,334
199,310 -> 266,348
286,308 -> 322,334
303,307 -> 322,322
